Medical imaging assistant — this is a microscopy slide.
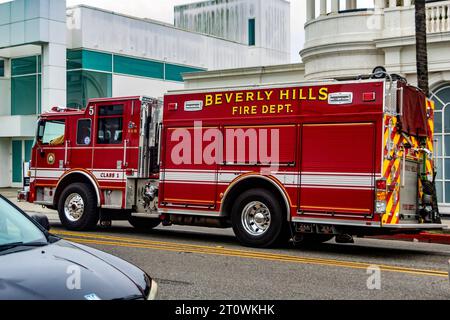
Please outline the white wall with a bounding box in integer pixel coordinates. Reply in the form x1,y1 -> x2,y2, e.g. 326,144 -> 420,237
66,5 -> 288,70
174,0 -> 290,57
0,78 -> 10,116
112,74 -> 184,100
183,63 -> 305,90
0,138 -> 11,187
0,115 -> 37,138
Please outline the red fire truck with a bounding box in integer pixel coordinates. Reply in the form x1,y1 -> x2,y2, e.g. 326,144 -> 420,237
21,71 -> 446,247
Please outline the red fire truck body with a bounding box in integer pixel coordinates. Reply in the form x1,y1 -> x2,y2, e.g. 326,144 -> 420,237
24,77 -> 445,247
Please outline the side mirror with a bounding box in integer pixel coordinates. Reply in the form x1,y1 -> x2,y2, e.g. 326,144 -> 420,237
32,214 -> 50,231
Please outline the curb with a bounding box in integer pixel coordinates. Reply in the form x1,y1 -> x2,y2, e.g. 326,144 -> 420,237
371,232 -> 450,245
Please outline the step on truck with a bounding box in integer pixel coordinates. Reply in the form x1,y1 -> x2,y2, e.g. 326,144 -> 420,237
20,69 -> 446,247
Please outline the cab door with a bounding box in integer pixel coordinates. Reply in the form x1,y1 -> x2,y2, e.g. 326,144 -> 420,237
91,102 -> 127,208
34,118 -> 67,184
70,116 -> 94,170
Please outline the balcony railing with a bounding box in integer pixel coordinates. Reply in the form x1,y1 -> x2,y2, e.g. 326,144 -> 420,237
427,1 -> 450,32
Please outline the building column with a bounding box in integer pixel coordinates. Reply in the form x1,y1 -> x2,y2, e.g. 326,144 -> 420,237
374,0 -> 386,10
320,0 -> 327,15
389,0 -> 397,8
346,0 -> 357,10
307,0 -> 316,21
331,0 -> 340,14
0,138 -> 11,187
41,43 -> 67,113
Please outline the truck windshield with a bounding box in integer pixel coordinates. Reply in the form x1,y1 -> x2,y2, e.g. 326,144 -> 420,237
37,120 -> 66,146
0,197 -> 47,248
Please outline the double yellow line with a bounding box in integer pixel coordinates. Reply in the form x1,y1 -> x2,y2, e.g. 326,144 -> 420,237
52,229 -> 449,278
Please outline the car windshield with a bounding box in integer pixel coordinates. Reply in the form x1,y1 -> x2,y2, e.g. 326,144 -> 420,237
0,197 -> 47,247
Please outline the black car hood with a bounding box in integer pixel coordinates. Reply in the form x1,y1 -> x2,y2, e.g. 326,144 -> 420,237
0,240 -> 146,300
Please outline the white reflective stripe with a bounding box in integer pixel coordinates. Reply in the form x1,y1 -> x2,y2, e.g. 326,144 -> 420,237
162,170 -> 374,188
164,171 -> 216,182
32,168 -> 125,181
301,185 -> 373,190
34,170 -> 65,179
164,181 -> 218,185
218,173 -> 239,183
273,174 -> 298,185
300,174 -> 373,187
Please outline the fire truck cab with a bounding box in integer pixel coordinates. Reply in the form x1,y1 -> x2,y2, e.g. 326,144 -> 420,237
23,72 -> 446,248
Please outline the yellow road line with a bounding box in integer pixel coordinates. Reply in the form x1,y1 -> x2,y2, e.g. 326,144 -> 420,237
53,230 -> 449,278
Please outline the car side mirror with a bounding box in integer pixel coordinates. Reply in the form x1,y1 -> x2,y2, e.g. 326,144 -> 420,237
32,214 -> 50,231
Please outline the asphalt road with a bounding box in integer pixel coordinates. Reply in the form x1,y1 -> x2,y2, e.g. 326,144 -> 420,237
44,219 -> 450,300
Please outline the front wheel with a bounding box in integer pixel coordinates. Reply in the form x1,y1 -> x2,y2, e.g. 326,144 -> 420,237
231,188 -> 289,248
58,183 -> 99,231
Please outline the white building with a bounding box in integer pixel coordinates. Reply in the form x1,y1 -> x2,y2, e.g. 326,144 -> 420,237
174,0 -> 291,66
0,0 -> 290,188
183,0 -> 450,213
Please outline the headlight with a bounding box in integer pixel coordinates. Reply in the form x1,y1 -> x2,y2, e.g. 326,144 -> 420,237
147,280 -> 158,300
375,200 -> 386,214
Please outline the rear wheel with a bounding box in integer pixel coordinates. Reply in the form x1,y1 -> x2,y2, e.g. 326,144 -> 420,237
231,188 -> 289,248
128,217 -> 161,231
58,182 -> 99,231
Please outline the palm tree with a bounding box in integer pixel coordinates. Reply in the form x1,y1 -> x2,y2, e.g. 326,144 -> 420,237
415,0 -> 429,97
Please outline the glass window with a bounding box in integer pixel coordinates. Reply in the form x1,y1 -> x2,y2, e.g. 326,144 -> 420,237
99,105 -> 123,116
431,83 -> 450,204
0,197 -> 46,247
445,159 -> 450,180
436,158 -> 443,180
114,55 -> 164,79
437,87 -> 450,105
67,50 -> 82,70
436,181 -> 443,203
434,111 -> 442,134
12,141 -> 22,183
67,50 -> 112,72
11,56 -> 38,76
445,107 -> 450,132
67,70 -> 112,109
11,75 -> 38,116
445,182 -> 450,203
431,95 -> 444,111
39,120 -> 66,145
77,119 -> 92,145
97,117 -> 123,145
24,140 -> 34,162
435,134 -> 442,156
83,50 -> 112,72
444,135 -> 450,157
248,18 -> 256,46
0,60 -> 4,77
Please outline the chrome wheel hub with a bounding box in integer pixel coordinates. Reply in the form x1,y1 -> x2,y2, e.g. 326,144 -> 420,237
64,193 -> 85,222
241,201 -> 271,236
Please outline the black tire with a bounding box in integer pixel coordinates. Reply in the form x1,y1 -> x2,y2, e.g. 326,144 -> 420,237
231,188 -> 288,248
58,182 -> 99,231
128,217 -> 161,231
